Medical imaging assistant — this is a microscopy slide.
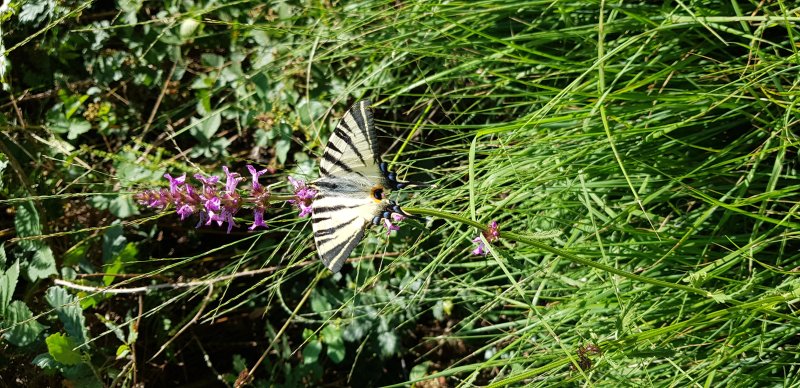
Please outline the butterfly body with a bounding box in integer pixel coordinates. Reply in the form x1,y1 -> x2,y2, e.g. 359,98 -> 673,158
310,100 -> 413,273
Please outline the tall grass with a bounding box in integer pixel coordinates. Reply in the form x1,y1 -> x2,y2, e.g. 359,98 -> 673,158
1,0 -> 799,386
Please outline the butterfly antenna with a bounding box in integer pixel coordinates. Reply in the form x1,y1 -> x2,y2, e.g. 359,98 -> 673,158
380,162 -> 435,190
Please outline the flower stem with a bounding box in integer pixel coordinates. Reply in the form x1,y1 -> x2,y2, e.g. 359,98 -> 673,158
269,195 -> 295,202
403,206 -> 710,297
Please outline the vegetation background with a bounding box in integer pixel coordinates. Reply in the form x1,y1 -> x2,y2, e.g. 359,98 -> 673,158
1,0 -> 799,386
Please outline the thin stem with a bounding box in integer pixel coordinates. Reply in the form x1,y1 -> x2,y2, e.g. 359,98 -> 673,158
403,206 -> 711,297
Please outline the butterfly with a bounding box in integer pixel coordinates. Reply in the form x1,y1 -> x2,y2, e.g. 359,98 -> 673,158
310,100 -> 418,273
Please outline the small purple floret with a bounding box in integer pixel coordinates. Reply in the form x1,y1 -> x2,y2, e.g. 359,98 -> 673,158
471,220 -> 500,256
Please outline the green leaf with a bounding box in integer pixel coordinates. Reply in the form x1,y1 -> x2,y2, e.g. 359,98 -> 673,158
102,221 -> 127,262
377,332 -> 399,358
410,362 -> 431,381
14,202 -> 41,251
115,344 -> 130,359
252,73 -> 270,103
46,333 -> 83,365
2,300 -> 45,346
200,53 -> 224,67
179,18 -> 200,39
27,243 -> 57,281
66,119 -> 92,140
45,287 -> 88,344
32,353 -> 57,369
322,325 -> 345,364
103,243 -> 137,286
14,202 -> 57,281
275,138 -> 291,165
326,339 -> 345,364
0,258 -> 19,317
302,340 -> 321,365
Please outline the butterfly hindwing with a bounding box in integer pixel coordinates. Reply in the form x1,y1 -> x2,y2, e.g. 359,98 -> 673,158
319,100 -> 380,179
311,183 -> 380,272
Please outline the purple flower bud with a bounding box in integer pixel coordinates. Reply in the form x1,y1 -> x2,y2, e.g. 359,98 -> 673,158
204,196 -> 221,213
194,173 -> 219,187
223,166 -> 243,193
382,218 -> 400,235
471,221 -> 500,255
287,176 -> 317,218
247,165 -> 268,191
177,204 -> 195,220
164,173 -> 186,195
249,208 -> 268,230
298,203 -> 313,218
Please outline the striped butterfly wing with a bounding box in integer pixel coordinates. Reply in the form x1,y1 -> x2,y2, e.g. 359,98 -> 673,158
312,180 -> 380,272
318,100 -> 381,180
312,100 -> 385,272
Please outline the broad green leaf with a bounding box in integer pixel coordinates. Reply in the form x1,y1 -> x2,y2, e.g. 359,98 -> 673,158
2,300 -> 45,346
179,18 -> 200,39
66,119 -> 91,140
252,73 -> 269,103
410,362 -> 431,381
302,340 -> 321,365
377,332 -> 399,358
46,333 -> 82,365
275,138 -> 291,165
14,202 -> 41,251
322,325 -> 345,364
102,221 -> 127,262
0,258 -> 19,317
32,353 -> 57,369
45,287 -> 88,344
297,99 -> 325,126
200,53 -> 224,67
103,243 -> 137,286
26,243 -> 57,281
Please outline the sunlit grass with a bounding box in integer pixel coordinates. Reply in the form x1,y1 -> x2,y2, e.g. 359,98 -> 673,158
2,0 -> 799,386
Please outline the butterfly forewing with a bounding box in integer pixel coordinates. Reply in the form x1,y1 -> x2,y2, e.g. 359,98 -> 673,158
312,100 -> 385,273
319,100 -> 381,179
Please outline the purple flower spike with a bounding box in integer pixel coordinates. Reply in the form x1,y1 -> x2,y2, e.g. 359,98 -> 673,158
177,204 -> 195,220
471,220 -> 500,256
298,203 -> 313,218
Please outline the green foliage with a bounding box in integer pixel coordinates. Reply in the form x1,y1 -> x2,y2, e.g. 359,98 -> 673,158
45,333 -> 82,365
1,0 -> 799,386
2,300 -> 45,347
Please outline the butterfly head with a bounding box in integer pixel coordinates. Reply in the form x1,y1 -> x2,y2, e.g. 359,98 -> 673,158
370,184 -> 387,204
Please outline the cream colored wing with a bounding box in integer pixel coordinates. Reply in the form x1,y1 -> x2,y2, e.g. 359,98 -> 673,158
319,100 -> 381,180
311,180 -> 381,272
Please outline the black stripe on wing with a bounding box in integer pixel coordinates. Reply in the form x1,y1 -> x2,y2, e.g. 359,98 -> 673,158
334,124 -> 366,164
319,100 -> 379,177
320,227 -> 365,273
